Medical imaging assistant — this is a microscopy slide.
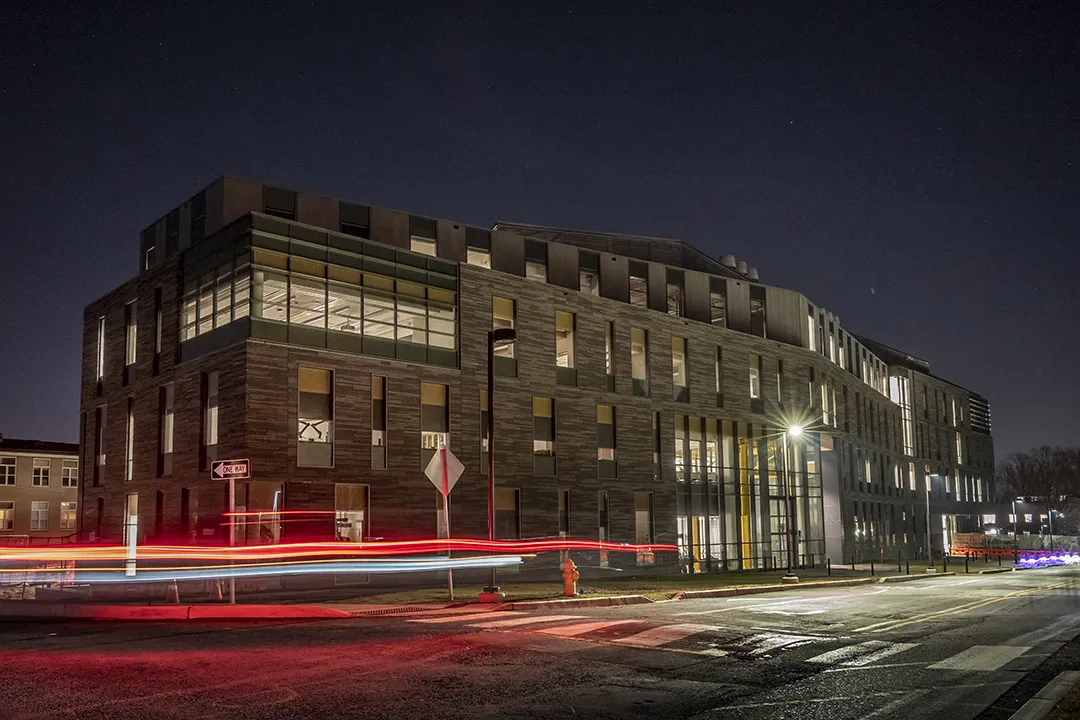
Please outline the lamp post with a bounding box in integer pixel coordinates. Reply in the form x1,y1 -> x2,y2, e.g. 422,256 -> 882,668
485,327 -> 517,596
782,425 -> 802,578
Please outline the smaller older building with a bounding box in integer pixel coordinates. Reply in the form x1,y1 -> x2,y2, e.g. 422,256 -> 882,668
0,436 -> 80,542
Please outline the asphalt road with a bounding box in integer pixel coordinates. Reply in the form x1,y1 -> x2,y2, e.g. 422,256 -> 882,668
1,567 -> 1079,720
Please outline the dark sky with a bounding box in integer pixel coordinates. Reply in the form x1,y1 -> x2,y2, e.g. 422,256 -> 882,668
1,2 -> 1077,457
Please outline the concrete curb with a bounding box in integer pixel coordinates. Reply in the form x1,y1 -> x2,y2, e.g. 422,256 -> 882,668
1009,670 -> 1080,720
674,577 -> 876,600
0,601 -> 355,621
879,572 -> 956,583
979,567 -> 1016,575
505,595 -> 653,610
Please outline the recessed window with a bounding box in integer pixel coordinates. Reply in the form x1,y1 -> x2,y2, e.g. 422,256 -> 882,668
579,251 -> 600,296
666,270 -> 684,317
495,487 -> 520,539
410,237 -> 437,256
672,337 -> 688,402
493,297 -> 516,362
466,228 -> 491,268
298,367 -> 333,467
372,376 -> 387,469
467,248 -> 491,268
33,458 -> 50,487
749,286 -> 766,338
96,317 -> 106,381
0,501 -> 12,530
629,262 -> 648,307
748,354 -> 761,400
125,399 -> 135,481
605,321 -> 615,389
420,383 -> 449,470
525,240 -> 547,281
597,404 -> 617,478
533,397 -> 556,476
715,347 -> 724,406
558,489 -> 570,538
631,327 -> 649,396
555,311 -> 575,369
201,371 -> 219,468
125,301 -> 138,367
710,279 -> 727,326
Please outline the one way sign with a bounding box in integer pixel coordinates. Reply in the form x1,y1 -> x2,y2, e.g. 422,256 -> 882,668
211,459 -> 250,480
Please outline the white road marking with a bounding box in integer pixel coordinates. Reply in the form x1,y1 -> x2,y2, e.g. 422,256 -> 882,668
676,594 -> 852,616
409,612 -> 526,624
864,689 -> 928,718
611,623 -> 716,647
806,641 -> 918,667
731,632 -> 821,656
927,645 -> 1031,671
824,661 -> 928,673
468,614 -> 586,629
536,620 -> 640,637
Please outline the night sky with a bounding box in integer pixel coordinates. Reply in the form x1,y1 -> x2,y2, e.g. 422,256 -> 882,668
1,2 -> 1077,458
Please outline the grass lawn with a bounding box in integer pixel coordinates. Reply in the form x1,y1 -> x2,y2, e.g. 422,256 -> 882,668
331,569 -> 863,605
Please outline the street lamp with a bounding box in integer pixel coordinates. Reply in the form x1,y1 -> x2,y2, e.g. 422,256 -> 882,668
485,327 -> 517,596
782,425 -> 802,579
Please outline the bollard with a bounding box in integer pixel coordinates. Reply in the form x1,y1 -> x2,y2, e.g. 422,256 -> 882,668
985,553 -> 989,564
1014,549 -> 1019,566
906,559 -> 910,575
870,561 -> 875,577
998,553 -> 1002,567
851,556 -> 856,572
827,558 -> 832,576
898,557 -> 902,574
965,555 -> 969,574
165,580 -> 180,604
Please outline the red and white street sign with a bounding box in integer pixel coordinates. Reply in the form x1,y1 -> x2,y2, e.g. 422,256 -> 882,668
211,459 -> 250,480
424,446 -> 464,496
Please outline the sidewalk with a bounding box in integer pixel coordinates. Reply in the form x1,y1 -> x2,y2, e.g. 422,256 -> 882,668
0,565 -> 973,621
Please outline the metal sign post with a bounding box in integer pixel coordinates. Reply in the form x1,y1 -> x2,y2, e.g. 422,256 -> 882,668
211,460 -> 250,605
425,440 -> 464,602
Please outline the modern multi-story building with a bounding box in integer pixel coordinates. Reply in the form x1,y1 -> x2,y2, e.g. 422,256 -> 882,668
0,436 -> 80,542
78,176 -> 995,571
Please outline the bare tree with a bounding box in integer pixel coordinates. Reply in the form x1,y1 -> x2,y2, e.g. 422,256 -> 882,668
997,446 -> 1080,544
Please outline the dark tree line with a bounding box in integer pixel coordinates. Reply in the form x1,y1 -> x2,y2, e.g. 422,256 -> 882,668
997,446 -> 1080,535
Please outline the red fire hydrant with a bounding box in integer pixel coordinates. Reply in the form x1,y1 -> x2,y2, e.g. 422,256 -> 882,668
562,557 -> 579,597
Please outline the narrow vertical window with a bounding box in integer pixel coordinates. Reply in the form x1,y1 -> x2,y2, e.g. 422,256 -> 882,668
94,405 -> 107,485
671,337 -> 688,402
533,397 -> 556,476
776,358 -> 785,405
748,353 -> 761,399
32,458 -> 50,487
634,491 -> 655,550
525,240 -> 547,281
420,383 -> 449,470
715,347 -> 724,407
298,367 -> 333,467
555,310 -> 576,386
125,399 -> 135,481
604,321 -> 615,390
371,376 -> 387,469
466,228 -> 491,268
125,301 -> 137,367
579,251 -> 600,295
479,388 -> 489,463
652,411 -> 662,480
631,327 -> 649,396
201,371 -> 219,469
96,316 -> 106,381
710,278 -> 727,326
597,405 -> 617,478
629,262 -> 648,307
666,269 -> 684,317
558,490 -> 571,538
153,288 -> 162,375
158,384 -> 174,477
492,297 -> 516,376
807,305 -> 816,351
749,286 -> 766,338
494,487 -> 520,539
598,491 -> 610,543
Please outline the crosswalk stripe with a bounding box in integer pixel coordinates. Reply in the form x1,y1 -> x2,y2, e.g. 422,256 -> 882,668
927,645 -> 1030,671
732,632 -> 821,656
468,614 -> 586,629
409,612 -> 526,624
537,620 -> 642,637
806,641 -> 917,667
612,623 -> 716,647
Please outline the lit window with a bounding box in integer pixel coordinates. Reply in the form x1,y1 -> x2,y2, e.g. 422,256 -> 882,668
467,248 -> 491,268
555,311 -> 575,369
0,501 -> 12,530
492,297 -> 516,358
125,301 -> 137,366
1024,514 -> 1032,523
32,458 -> 50,487
631,327 -> 649,396
125,399 -> 135,481
580,269 -> 599,296
62,460 -> 78,488
371,376 -> 387,469
605,322 -> 615,379
420,383 -> 449,470
96,317 -> 106,380
671,337 -> 688,401
666,283 -> 683,317
710,281 -> 727,326
61,502 -> 77,530
748,354 -> 761,399
31,501 -> 48,531
0,457 -> 14,486
298,367 -> 334,468
526,260 -> 546,281
410,237 -> 437,256
629,263 -> 648,307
